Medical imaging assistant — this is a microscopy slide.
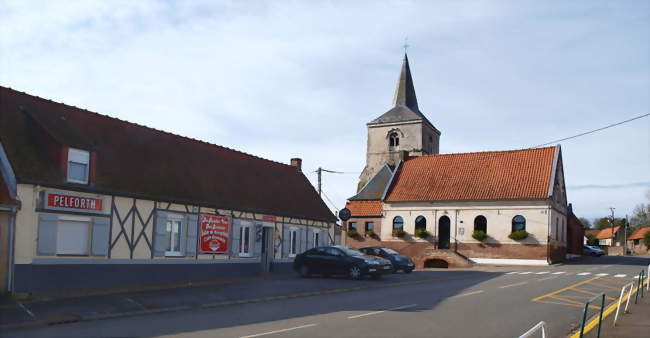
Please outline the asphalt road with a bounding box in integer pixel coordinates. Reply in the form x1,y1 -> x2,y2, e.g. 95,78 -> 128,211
3,255 -> 649,338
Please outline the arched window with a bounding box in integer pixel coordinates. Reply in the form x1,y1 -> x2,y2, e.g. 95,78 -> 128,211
474,215 -> 487,233
415,216 -> 426,231
389,132 -> 399,151
512,215 -> 526,232
392,216 -> 404,231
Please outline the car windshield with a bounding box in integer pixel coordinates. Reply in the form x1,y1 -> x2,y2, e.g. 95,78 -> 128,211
334,246 -> 364,256
382,248 -> 399,255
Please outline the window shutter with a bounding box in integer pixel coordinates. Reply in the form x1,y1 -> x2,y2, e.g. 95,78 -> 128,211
180,215 -> 188,256
153,211 -> 168,257
91,217 -> 110,256
306,228 -> 313,249
186,214 -> 199,257
282,226 -> 290,257
298,227 -> 305,254
37,213 -> 58,255
231,220 -> 240,256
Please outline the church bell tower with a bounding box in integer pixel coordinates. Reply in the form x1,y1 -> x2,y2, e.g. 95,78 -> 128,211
357,54 -> 441,191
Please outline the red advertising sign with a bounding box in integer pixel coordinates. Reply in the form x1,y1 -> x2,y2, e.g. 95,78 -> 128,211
199,214 -> 230,254
45,192 -> 103,212
263,215 -> 276,222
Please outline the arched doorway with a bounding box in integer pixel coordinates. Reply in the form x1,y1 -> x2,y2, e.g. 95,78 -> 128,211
438,216 -> 450,249
424,258 -> 449,268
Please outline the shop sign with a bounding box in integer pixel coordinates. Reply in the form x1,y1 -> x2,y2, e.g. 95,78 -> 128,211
199,214 -> 230,254
263,215 -> 276,222
42,190 -> 104,214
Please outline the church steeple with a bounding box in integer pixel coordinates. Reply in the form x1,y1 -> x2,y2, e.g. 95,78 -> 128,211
393,53 -> 419,111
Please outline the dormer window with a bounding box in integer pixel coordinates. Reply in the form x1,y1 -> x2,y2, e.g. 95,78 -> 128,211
389,132 -> 399,151
67,148 -> 90,184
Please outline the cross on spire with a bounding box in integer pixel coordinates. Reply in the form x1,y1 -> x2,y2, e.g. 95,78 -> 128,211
403,37 -> 409,54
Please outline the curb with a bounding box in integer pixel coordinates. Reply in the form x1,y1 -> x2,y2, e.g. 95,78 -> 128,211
0,273 -> 476,332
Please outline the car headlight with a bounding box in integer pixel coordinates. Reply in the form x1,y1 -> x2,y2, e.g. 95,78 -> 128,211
364,259 -> 380,265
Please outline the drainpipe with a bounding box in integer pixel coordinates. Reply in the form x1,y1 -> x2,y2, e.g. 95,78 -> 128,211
454,209 -> 459,252
547,206 -> 551,265
5,207 -> 17,293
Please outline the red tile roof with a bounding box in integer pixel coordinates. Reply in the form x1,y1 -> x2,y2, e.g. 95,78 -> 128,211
385,147 -> 557,202
628,227 -> 650,240
0,86 -> 336,221
585,229 -> 601,237
596,226 -> 621,239
346,200 -> 382,217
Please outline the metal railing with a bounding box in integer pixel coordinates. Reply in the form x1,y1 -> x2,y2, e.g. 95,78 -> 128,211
518,321 -> 547,338
613,282 -> 634,326
635,269 -> 645,304
579,292 -> 606,338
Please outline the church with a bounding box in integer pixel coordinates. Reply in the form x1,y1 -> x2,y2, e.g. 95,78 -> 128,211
343,54 -> 570,266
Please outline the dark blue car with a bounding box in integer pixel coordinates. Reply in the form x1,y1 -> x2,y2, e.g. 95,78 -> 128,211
359,246 -> 415,273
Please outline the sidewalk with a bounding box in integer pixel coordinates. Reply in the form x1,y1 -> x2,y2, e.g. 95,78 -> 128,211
599,287 -> 650,337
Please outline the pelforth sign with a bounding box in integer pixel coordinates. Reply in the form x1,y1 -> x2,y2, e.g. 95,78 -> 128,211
199,214 -> 230,254
42,190 -> 104,214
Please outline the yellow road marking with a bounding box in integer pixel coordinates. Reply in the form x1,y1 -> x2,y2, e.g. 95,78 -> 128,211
548,295 -> 589,307
569,279 -> 649,338
531,277 -> 600,302
535,300 -> 588,309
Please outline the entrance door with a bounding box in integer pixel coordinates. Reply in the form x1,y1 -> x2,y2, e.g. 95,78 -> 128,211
260,228 -> 274,273
438,216 -> 451,249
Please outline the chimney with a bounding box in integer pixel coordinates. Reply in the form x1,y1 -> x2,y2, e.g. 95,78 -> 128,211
290,158 -> 302,172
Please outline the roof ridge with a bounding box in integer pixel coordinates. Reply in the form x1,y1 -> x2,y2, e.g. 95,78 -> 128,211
1,85 -> 293,169
413,146 -> 556,159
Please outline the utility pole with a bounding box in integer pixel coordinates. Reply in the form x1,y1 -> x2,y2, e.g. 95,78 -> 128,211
624,214 -> 629,256
609,207 -> 616,250
316,167 -> 344,196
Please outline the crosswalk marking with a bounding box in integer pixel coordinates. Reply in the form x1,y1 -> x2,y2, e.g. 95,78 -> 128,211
552,272 -> 565,275
506,272 -> 519,275
577,272 -> 591,276
535,272 -> 550,275
519,272 -> 532,275
614,274 -> 627,278
595,273 -> 609,276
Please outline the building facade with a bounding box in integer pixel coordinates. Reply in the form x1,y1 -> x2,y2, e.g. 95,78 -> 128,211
0,86 -> 337,293
344,54 -> 570,266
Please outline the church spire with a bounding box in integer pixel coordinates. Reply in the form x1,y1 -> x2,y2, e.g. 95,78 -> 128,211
392,53 -> 419,110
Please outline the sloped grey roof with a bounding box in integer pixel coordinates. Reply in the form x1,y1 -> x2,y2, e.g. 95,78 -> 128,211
349,165 -> 393,200
368,54 -> 436,129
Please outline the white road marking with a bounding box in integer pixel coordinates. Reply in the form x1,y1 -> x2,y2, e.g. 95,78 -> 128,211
602,265 -> 611,268
17,302 -> 35,318
449,290 -> 484,298
552,272 -> 566,275
519,272 -> 532,275
239,324 -> 317,338
577,272 -> 591,276
614,274 -> 627,278
347,304 -> 417,319
125,297 -> 146,310
535,272 -> 550,275
595,273 -> 609,277
537,276 -> 558,282
500,281 -> 528,289
506,272 -> 519,275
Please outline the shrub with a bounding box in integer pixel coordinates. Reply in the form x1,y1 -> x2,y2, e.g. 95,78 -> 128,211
365,230 -> 377,238
586,234 -> 599,246
508,230 -> 529,241
392,229 -> 406,238
415,228 -> 430,239
472,230 -> 487,242
346,229 -> 358,238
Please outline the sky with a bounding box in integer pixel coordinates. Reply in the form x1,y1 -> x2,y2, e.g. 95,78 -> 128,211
1,0 -> 648,222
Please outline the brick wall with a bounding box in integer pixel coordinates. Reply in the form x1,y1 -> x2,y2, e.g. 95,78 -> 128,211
458,242 -> 550,260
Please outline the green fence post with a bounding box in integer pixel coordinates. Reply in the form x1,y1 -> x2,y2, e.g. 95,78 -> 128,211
636,271 -> 642,304
596,293 -> 605,338
579,301 -> 589,338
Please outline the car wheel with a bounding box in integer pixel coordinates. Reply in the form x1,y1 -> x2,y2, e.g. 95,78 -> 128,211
299,265 -> 311,278
349,266 -> 362,280
405,268 -> 413,274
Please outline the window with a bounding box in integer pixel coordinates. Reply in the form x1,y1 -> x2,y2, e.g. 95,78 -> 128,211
239,223 -> 251,256
349,222 -> 357,231
289,229 -> 298,256
555,217 -> 559,240
67,148 -> 90,184
393,216 -> 404,231
512,215 -> 526,232
365,221 -> 374,232
474,215 -> 487,233
313,232 -> 320,247
56,219 -> 90,255
389,132 -> 399,151
415,216 -> 426,231
165,217 -> 183,256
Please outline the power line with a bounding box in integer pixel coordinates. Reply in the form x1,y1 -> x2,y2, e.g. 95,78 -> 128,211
531,113 -> 649,148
